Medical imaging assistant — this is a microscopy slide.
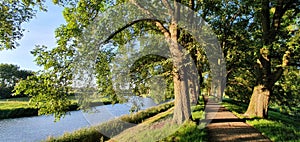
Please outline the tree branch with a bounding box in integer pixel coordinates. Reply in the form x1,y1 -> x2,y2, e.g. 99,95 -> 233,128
130,0 -> 171,38
261,0 -> 271,44
271,0 -> 299,41
162,0 -> 174,16
101,19 -> 168,44
270,50 -> 291,85
189,0 -> 195,10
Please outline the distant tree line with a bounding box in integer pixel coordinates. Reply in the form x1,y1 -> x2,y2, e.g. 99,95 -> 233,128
0,63 -> 34,98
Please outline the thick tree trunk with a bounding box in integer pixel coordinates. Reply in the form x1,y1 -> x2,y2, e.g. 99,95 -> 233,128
173,68 -> 191,124
169,3 -> 191,124
244,0 -> 293,118
245,85 -> 270,118
245,48 -> 272,118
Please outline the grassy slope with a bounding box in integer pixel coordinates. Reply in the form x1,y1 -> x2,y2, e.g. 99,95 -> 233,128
45,100 -> 207,142
45,101 -> 175,142
222,99 -> 300,141
110,104 -> 206,142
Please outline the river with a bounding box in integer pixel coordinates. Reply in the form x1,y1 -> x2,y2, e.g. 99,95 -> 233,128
0,97 -> 158,142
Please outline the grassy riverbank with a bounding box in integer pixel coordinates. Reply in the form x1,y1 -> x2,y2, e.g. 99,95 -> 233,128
222,98 -> 300,141
0,96 -> 114,119
45,101 -> 176,142
45,98 -> 206,142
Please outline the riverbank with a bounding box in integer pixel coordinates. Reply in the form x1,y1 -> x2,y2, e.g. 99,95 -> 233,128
45,101 -> 176,142
45,98 -> 206,142
0,97 -> 114,119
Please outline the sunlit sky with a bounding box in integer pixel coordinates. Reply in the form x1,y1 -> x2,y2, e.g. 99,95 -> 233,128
0,2 -> 65,71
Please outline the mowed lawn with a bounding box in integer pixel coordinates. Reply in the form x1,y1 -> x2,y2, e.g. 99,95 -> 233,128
0,97 -> 32,110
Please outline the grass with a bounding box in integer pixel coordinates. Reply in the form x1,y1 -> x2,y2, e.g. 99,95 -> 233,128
222,98 -> 300,141
109,109 -> 179,142
45,101 -> 175,142
110,104 -> 206,142
0,97 -> 31,109
46,99 -> 207,142
161,120 -> 206,142
0,97 -> 38,119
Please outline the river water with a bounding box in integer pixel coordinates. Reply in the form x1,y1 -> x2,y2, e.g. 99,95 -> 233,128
0,97 -> 157,142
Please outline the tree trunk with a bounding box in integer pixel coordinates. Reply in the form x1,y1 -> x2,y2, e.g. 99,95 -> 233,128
245,48 -> 272,118
188,64 -> 200,105
173,68 -> 191,124
245,85 -> 270,118
168,4 -> 191,123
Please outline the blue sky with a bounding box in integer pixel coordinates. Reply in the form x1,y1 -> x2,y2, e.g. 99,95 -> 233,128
0,2 -> 65,71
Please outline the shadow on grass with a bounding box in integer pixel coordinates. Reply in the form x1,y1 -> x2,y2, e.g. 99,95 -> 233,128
222,98 -> 300,141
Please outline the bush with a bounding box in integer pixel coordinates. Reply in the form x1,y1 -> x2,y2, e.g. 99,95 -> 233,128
0,107 -> 38,119
46,128 -> 105,142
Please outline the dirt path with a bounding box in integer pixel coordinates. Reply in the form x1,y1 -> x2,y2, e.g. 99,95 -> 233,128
204,96 -> 271,142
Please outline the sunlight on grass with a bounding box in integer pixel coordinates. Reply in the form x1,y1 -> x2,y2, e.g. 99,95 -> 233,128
247,119 -> 300,141
0,97 -> 31,110
111,117 -> 180,142
109,103 -> 206,142
222,99 -> 300,141
161,120 -> 206,142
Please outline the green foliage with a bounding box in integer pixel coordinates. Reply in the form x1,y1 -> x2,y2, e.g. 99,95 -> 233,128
14,72 -> 72,120
0,96 -> 115,119
0,0 -> 52,50
0,63 -> 33,98
272,66 -> 300,116
0,0 -> 34,49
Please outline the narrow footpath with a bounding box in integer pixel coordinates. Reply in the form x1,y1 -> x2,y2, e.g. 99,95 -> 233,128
204,96 -> 271,142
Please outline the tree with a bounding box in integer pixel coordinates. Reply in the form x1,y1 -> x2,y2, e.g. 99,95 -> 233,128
244,0 -> 300,118
0,63 -> 33,98
0,0 -> 70,50
198,0 -> 300,118
15,0 -> 225,125
74,0 -> 224,124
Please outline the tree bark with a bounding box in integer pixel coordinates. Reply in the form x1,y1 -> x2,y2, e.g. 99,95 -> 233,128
172,66 -> 191,124
245,85 -> 270,118
245,45 -> 272,118
188,69 -> 200,105
169,2 -> 191,124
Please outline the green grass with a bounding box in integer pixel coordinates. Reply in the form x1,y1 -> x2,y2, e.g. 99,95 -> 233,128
0,97 -> 38,119
222,99 -> 300,141
161,120 -> 206,142
246,119 -> 300,141
0,97 -> 31,110
45,101 -> 175,142
46,100 -> 207,142
111,104 -> 206,142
